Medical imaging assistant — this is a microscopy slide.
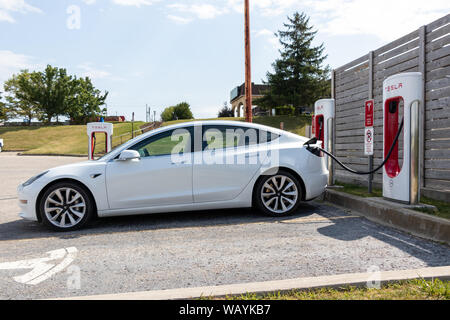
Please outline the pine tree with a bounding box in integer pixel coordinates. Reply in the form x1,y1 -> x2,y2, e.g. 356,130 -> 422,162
256,12 -> 330,113
218,101 -> 234,117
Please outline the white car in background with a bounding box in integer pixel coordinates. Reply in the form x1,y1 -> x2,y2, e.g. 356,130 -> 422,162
17,120 -> 328,231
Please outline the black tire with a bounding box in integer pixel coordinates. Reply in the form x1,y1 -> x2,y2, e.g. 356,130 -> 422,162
254,170 -> 303,217
39,181 -> 95,231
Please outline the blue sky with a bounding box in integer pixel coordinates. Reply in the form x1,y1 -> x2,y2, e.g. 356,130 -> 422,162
1,0 -> 449,121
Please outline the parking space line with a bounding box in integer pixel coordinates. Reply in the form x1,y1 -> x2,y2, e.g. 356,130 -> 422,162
280,215 -> 361,224
0,196 -> 18,201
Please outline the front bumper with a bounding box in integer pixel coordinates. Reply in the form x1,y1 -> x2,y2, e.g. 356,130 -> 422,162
17,184 -> 39,221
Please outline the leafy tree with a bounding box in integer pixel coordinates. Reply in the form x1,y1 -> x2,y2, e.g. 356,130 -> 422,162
3,71 -> 40,124
3,65 -> 108,124
161,102 -> 193,122
33,65 -> 73,122
173,102 -> 193,120
255,12 -> 330,113
161,106 -> 176,122
274,105 -> 295,116
65,77 -> 108,124
218,102 -> 234,117
0,93 -> 9,122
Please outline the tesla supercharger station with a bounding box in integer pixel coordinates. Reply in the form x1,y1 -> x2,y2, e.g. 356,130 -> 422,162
383,72 -> 422,204
87,122 -> 113,160
313,99 -> 335,185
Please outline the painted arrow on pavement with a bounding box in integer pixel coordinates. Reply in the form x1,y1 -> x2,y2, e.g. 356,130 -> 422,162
0,247 -> 78,285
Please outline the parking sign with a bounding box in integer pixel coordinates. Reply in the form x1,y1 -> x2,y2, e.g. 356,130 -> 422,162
365,127 -> 374,155
365,100 -> 374,127
364,100 -> 374,156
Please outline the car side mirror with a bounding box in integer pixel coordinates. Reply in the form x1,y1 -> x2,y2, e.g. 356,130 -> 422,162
118,150 -> 141,161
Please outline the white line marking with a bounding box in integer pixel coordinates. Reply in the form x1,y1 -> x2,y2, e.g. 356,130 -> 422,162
0,247 -> 78,285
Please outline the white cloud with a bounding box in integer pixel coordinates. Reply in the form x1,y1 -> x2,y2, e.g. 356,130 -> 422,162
0,50 -> 41,85
303,0 -> 450,41
226,0 -> 297,16
168,3 -> 227,20
77,63 -> 124,81
111,0 -> 155,7
0,0 -> 42,23
171,0 -> 449,41
82,0 -> 97,5
255,29 -> 274,37
255,28 -> 281,50
167,14 -> 193,24
78,63 -> 111,79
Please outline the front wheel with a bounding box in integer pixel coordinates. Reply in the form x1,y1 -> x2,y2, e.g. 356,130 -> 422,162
254,171 -> 302,217
39,182 -> 94,231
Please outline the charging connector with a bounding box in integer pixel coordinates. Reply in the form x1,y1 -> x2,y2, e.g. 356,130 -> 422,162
305,118 -> 404,176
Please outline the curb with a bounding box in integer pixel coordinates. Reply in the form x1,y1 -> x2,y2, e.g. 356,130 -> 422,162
324,189 -> 450,245
17,153 -> 87,158
56,266 -> 450,300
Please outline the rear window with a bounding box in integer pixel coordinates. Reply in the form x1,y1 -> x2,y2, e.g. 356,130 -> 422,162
202,125 -> 280,150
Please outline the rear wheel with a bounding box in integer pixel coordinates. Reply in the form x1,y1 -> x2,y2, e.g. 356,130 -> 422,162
39,182 -> 94,231
254,171 -> 302,217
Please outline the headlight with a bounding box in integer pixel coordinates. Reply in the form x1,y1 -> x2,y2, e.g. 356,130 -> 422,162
22,171 -> 49,187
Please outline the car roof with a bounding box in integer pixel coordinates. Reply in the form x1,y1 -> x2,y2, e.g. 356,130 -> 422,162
160,120 -> 284,133
101,119 -> 303,161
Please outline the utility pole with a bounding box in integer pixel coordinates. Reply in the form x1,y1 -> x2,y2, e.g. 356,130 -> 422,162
153,110 -> 156,123
146,104 -> 151,123
131,112 -> 135,139
244,0 -> 252,123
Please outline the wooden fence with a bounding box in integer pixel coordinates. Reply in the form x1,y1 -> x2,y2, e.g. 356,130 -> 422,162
331,14 -> 450,200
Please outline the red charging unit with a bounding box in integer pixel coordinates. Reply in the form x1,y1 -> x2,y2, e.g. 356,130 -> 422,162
314,115 -> 325,149
382,72 -> 422,204
87,122 -> 113,160
384,97 -> 403,179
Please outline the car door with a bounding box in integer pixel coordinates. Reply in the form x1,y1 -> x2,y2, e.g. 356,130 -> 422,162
106,127 -> 193,209
193,124 -> 274,203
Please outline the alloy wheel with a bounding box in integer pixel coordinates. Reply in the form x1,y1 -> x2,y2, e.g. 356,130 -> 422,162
44,187 -> 86,228
260,175 -> 298,214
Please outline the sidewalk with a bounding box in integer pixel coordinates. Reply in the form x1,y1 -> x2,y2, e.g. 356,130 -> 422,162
58,266 -> 450,300
324,189 -> 450,245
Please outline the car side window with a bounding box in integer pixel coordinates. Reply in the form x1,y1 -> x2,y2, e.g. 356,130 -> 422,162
129,128 -> 192,157
202,125 -> 280,151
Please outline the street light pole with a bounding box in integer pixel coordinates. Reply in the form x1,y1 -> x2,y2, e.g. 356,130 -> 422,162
244,0 -> 252,123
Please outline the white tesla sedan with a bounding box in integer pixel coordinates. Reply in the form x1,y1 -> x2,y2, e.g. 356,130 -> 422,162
17,120 -> 328,231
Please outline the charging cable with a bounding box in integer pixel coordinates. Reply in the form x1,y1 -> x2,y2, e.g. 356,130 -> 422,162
305,118 -> 404,175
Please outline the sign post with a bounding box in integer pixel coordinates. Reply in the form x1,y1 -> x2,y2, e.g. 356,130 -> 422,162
365,100 -> 374,193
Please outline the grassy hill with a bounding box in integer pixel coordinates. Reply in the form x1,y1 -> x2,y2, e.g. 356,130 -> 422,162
0,122 -> 144,156
0,115 -> 311,156
163,115 -> 311,136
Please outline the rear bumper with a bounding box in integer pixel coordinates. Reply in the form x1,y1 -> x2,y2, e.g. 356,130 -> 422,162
303,170 -> 328,201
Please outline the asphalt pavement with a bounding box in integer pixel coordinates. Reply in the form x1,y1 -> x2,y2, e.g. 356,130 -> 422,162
0,152 -> 449,299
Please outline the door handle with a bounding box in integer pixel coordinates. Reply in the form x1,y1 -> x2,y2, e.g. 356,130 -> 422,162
171,160 -> 187,165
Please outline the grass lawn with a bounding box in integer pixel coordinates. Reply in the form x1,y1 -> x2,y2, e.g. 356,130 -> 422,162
0,115 -> 310,156
335,181 -> 450,220
208,279 -> 450,300
162,115 -> 312,137
0,122 -> 144,156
